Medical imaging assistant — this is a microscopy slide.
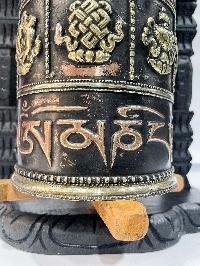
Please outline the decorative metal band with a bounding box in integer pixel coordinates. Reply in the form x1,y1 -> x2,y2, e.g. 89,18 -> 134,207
14,165 -> 174,187
129,0 -> 135,80
11,171 -> 177,201
17,80 -> 174,102
172,5 -> 178,92
45,0 -> 50,78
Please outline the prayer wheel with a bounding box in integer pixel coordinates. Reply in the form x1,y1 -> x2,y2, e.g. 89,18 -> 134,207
12,0 -> 178,200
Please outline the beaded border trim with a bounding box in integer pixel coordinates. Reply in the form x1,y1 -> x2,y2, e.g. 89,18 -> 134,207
14,165 -> 174,187
45,0 -> 50,78
19,79 -> 171,92
129,0 -> 135,80
12,170 -> 177,201
17,80 -> 174,102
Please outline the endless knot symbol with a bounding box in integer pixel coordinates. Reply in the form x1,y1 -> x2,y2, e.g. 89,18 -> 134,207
142,8 -> 178,75
16,11 -> 41,76
55,0 -> 124,63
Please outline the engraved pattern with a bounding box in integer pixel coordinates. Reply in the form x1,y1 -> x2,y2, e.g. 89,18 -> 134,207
142,8 -> 178,75
54,0 -> 124,63
17,103 -> 173,170
16,11 -> 42,76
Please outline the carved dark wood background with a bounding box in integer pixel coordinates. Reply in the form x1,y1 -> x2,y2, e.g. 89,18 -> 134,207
0,0 -> 197,189
174,0 -> 197,188
0,0 -> 18,178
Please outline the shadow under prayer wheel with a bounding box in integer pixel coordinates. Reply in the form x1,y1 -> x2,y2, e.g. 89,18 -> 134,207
12,0 -> 178,200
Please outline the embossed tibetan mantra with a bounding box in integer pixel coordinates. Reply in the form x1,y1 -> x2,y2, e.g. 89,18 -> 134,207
12,0 -> 178,200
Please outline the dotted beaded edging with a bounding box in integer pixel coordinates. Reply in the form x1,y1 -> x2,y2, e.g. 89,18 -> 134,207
129,0 -> 135,80
12,173 -> 177,201
15,165 -> 174,188
17,79 -> 174,102
45,0 -> 50,78
19,79 -> 171,92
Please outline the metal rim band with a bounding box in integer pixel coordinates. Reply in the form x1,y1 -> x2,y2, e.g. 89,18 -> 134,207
17,81 -> 174,102
12,167 -> 177,201
11,171 -> 177,201
14,165 -> 175,187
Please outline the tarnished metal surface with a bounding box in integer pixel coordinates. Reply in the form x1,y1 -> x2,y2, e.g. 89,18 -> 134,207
12,0 -> 178,200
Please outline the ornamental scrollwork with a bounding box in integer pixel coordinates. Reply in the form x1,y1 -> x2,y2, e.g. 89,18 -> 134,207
16,11 -> 42,76
54,0 -> 124,64
141,7 -> 178,75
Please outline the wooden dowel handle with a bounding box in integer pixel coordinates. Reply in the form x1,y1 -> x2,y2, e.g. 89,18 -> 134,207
92,200 -> 149,241
0,180 -> 36,201
173,174 -> 185,192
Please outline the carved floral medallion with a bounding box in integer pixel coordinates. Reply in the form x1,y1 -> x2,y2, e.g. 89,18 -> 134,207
142,8 -> 178,75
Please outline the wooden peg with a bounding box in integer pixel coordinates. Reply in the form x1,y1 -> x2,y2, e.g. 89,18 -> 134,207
92,200 -> 149,241
173,174 -> 185,192
0,179 -> 36,201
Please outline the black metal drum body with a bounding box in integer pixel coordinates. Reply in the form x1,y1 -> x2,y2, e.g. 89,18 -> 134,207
12,0 -> 177,200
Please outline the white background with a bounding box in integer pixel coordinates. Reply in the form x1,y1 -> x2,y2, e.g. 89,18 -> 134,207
0,2 -> 200,266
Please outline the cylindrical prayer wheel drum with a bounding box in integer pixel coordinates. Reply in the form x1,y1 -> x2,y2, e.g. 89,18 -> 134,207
12,0 -> 178,200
